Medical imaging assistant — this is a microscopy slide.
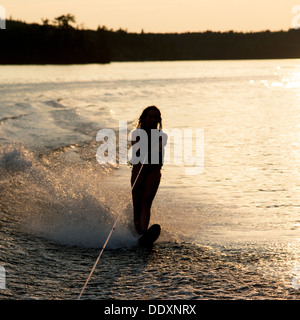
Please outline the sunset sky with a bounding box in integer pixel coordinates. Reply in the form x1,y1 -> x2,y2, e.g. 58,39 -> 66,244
1,0 -> 300,33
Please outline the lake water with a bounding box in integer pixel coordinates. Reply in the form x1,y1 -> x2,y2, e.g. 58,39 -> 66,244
1,60 -> 300,299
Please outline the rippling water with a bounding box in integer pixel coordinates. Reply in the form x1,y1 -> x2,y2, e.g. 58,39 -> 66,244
1,60 -> 300,299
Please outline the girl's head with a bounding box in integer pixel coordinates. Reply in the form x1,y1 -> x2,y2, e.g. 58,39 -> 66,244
137,106 -> 162,130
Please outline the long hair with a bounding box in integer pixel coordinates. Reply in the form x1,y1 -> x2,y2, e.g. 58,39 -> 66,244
136,106 -> 162,130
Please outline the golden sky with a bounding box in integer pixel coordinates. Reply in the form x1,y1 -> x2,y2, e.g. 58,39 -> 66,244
2,0 -> 300,32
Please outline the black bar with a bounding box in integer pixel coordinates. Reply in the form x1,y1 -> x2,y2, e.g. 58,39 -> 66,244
0,300 -> 296,318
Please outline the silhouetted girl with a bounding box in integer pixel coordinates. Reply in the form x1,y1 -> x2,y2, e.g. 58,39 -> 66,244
130,106 -> 167,235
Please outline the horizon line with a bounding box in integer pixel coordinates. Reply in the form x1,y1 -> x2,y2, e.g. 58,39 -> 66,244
6,16 -> 293,35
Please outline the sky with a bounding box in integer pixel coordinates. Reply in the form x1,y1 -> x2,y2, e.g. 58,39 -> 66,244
1,0 -> 300,33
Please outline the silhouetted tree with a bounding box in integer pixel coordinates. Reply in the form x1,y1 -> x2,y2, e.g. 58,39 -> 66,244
41,18 -> 49,25
53,14 -> 76,28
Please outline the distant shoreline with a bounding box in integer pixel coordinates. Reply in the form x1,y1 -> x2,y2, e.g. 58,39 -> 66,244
1,19 -> 300,64
1,57 -> 300,66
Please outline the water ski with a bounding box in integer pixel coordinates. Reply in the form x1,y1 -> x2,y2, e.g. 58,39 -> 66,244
138,224 -> 161,248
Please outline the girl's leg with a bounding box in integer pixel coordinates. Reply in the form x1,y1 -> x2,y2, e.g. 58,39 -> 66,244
131,164 -> 145,234
140,168 -> 161,232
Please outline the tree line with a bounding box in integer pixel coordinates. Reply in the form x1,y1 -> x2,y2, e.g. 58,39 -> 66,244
1,15 -> 300,64
0,17 -> 111,64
